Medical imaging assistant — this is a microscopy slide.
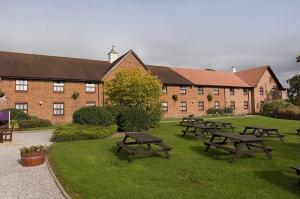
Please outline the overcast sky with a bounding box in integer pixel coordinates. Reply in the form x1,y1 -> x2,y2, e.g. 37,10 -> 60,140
0,0 -> 299,86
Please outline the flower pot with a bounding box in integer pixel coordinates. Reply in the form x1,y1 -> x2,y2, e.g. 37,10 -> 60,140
20,151 -> 46,167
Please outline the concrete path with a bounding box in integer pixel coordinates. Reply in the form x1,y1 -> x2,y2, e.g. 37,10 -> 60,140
0,130 -> 64,199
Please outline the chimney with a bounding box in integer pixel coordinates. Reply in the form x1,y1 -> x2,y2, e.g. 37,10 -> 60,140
232,66 -> 237,73
108,46 -> 118,63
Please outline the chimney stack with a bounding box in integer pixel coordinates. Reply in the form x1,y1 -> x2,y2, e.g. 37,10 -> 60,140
108,46 -> 118,63
232,66 -> 237,73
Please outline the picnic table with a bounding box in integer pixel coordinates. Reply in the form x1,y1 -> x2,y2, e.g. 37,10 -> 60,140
204,131 -> 272,163
291,166 -> 300,185
204,120 -> 235,133
241,126 -> 284,143
0,126 -> 13,143
297,129 -> 300,136
116,132 -> 172,163
182,123 -> 220,137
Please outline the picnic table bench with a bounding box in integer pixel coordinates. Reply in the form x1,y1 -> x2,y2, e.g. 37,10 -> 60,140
204,131 -> 272,163
116,132 -> 172,163
291,166 -> 300,185
0,126 -> 13,143
241,126 -> 284,143
204,120 -> 235,132
182,123 -> 220,137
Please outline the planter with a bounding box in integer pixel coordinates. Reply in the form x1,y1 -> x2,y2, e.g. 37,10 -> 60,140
20,151 -> 46,167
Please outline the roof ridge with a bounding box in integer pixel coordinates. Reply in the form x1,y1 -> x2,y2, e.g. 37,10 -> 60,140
236,65 -> 269,73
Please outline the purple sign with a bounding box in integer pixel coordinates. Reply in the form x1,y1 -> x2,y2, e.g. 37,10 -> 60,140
0,111 -> 9,121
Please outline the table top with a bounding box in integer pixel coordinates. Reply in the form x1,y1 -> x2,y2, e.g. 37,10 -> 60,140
245,126 -> 278,131
125,132 -> 162,143
205,120 -> 231,125
212,131 -> 263,142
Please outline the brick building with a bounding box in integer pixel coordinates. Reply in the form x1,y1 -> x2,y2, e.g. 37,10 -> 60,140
0,48 -> 285,123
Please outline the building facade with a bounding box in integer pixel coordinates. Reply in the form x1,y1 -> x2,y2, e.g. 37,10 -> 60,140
0,48 -> 285,123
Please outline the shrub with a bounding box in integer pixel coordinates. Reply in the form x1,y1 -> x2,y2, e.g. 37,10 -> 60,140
222,107 -> 234,114
262,101 -> 300,120
18,118 -> 51,129
0,89 -> 4,98
207,107 -> 233,115
103,105 -> 127,122
73,106 -> 114,126
2,108 -> 30,121
51,124 -> 116,142
207,108 -> 220,114
117,107 -> 152,132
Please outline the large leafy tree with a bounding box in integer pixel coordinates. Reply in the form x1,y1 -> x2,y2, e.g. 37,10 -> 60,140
287,74 -> 300,106
104,69 -> 162,110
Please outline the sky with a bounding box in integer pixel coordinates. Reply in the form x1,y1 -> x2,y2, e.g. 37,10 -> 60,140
0,0 -> 299,86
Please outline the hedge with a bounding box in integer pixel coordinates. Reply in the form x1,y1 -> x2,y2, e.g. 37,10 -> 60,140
73,106 -> 114,126
207,107 -> 233,115
2,108 -> 30,121
262,101 -> 300,120
51,124 -> 116,142
117,107 -> 152,132
18,118 -> 51,129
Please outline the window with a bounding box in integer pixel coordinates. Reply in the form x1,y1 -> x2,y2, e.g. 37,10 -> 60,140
214,101 -> 220,109
161,102 -> 168,112
86,83 -> 96,93
15,103 -> 28,113
243,88 -> 248,95
229,88 -> 235,95
53,103 -> 64,115
259,87 -> 264,95
271,86 -> 276,96
86,102 -> 96,107
244,101 -> 249,109
16,80 -> 28,91
213,88 -> 219,95
161,85 -> 167,94
198,86 -> 204,95
180,86 -> 187,94
180,102 -> 187,111
53,81 -> 64,92
198,101 -> 204,110
230,101 -> 235,110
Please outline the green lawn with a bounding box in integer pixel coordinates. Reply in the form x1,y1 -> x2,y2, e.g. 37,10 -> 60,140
48,116 -> 300,199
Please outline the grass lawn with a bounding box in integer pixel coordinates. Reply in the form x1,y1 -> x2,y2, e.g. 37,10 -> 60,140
48,116 -> 300,199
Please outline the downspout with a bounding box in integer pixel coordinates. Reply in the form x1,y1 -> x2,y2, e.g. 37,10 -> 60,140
224,87 -> 226,108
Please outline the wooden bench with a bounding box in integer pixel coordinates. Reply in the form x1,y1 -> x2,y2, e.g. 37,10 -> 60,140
0,127 -> 13,143
291,166 -> 300,185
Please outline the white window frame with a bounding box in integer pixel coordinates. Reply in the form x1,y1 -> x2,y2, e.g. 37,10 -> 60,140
16,80 -> 28,91
229,88 -> 235,95
86,83 -> 96,93
213,88 -> 219,95
161,102 -> 168,112
53,81 -> 64,92
180,101 -> 187,111
230,101 -> 235,110
198,86 -> 204,95
53,103 -> 64,115
161,85 -> 167,94
244,101 -> 249,109
198,101 -> 204,110
214,101 -> 220,109
180,86 -> 187,94
86,102 -> 96,107
15,103 -> 28,113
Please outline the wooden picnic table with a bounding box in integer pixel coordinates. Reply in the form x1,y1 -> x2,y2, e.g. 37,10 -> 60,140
116,132 -> 171,163
291,166 -> 300,185
204,120 -> 235,132
182,123 -> 220,137
204,131 -> 272,163
0,126 -> 13,143
241,126 -> 284,143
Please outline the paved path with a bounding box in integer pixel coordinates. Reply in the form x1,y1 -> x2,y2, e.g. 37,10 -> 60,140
0,130 -> 64,199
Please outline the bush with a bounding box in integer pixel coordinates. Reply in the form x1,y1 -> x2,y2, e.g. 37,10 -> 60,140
207,108 -> 220,114
262,101 -> 300,120
207,107 -> 233,115
148,107 -> 161,127
18,118 -> 51,129
73,106 -> 114,126
51,124 -> 116,142
103,106 -> 127,122
2,108 -> 30,121
222,107 -> 234,114
117,107 -> 152,132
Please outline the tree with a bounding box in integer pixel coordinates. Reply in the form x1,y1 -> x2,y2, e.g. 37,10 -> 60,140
287,74 -> 300,106
104,69 -> 162,110
297,55 -> 300,63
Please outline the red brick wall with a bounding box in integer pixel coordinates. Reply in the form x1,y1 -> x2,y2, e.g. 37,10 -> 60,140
0,79 -> 102,123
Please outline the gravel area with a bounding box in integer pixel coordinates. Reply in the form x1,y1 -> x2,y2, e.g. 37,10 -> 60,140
0,130 -> 64,199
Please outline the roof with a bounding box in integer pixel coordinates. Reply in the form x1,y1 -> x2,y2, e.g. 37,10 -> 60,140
235,65 -> 283,89
171,67 -> 250,87
0,51 -> 111,82
146,65 -> 194,85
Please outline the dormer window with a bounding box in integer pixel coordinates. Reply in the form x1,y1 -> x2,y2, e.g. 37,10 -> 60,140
86,83 -> 96,93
